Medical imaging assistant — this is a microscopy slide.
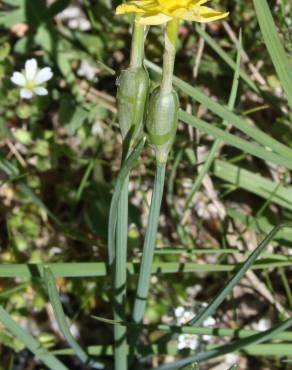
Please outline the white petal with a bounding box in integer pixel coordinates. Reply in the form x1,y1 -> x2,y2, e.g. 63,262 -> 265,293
34,67 -> 53,84
20,88 -> 33,99
11,72 -> 26,86
25,59 -> 38,80
33,87 -> 48,96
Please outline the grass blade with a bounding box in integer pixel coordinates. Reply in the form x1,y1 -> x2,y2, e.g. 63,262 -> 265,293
133,162 -> 166,324
107,136 -> 146,266
152,317 -> 292,369
195,25 -> 259,93
179,111 -> 292,170
52,342 -> 292,358
114,175 -> 129,370
0,306 -> 69,370
0,259 -> 291,278
185,31 -> 241,209
253,0 -> 292,109
188,225 -> 288,329
213,160 -> 292,211
44,266 -> 104,369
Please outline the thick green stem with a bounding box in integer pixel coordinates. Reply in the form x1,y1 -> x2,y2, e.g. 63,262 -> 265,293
113,17 -> 146,370
130,20 -> 145,68
133,162 -> 166,323
161,19 -> 179,94
114,175 -> 129,370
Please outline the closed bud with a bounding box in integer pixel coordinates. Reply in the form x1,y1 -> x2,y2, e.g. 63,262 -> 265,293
146,87 -> 179,163
116,67 -> 149,146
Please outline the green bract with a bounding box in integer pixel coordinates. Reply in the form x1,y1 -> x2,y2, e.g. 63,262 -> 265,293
117,67 -> 149,146
146,87 -> 179,163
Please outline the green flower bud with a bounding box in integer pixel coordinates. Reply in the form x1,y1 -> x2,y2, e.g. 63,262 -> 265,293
117,67 -> 149,146
146,87 -> 179,163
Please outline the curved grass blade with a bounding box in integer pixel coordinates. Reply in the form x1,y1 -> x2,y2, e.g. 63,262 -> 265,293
195,25 -> 259,93
253,0 -> 292,110
145,60 -> 292,160
114,175 -> 129,370
185,30 -> 241,209
107,136 -> 146,266
188,225 -> 289,328
43,266 -> 104,369
179,111 -> 292,170
53,342 -> 292,358
152,317 -> 292,370
92,315 -> 292,341
0,306 -> 69,370
132,162 -> 166,324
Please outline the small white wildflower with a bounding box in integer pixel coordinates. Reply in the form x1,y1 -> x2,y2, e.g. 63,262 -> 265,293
174,306 -> 185,319
77,60 -> 97,81
252,318 -> 271,332
11,58 -> 53,99
177,334 -> 199,351
91,121 -> 103,136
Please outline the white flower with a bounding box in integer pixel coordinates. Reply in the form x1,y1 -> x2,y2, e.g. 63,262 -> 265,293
11,58 -> 53,99
177,334 -> 199,351
174,306 -> 185,319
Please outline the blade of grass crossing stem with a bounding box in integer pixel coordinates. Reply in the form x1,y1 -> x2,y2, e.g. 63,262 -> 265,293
152,317 -> 292,370
178,111 -> 292,170
185,31 -> 242,209
43,266 -> 104,369
145,60 -> 292,160
253,0 -> 292,110
114,175 -> 129,370
0,306 -> 69,370
195,25 -> 259,93
108,137 -> 146,266
92,316 -> 292,341
213,160 -> 292,211
188,224 -> 288,328
52,342 -> 292,358
1,259 -> 292,278
133,162 -> 166,323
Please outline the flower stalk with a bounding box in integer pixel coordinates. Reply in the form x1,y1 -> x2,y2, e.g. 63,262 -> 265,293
113,18 -> 148,370
132,19 -> 179,328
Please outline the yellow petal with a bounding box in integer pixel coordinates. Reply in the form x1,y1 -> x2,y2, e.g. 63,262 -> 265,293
137,13 -> 172,25
197,6 -> 229,22
116,3 -> 145,14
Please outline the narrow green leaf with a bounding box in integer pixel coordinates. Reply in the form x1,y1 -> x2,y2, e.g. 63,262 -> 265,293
152,317 -> 292,369
52,342 -> 292,358
0,306 -> 69,370
253,0 -> 292,109
195,25 -> 259,93
188,225 -> 288,329
108,137 -> 146,266
133,162 -> 166,323
0,259 -> 291,279
185,31 -> 241,209
179,111 -> 292,170
44,266 -> 104,369
91,316 -> 292,342
213,160 -> 292,211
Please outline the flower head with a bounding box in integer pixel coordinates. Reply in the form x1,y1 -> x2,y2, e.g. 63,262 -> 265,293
11,59 -> 53,99
116,0 -> 228,25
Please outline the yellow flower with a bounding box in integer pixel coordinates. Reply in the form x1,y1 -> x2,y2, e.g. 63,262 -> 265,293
116,0 -> 229,25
